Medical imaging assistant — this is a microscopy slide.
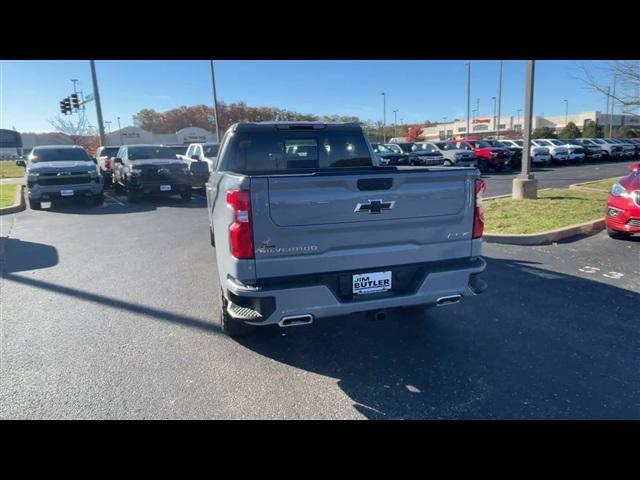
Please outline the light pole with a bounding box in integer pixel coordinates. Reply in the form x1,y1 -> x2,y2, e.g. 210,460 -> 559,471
605,86 -> 611,135
492,96 -> 497,138
89,60 -> 106,146
105,121 -> 112,135
442,117 -> 447,140
609,74 -> 617,138
513,60 -> 537,200
466,62 -> 471,139
117,116 -> 122,145
209,60 -> 221,142
393,109 -> 398,138
476,98 -> 480,119
381,92 -> 387,143
564,99 -> 568,126
496,60 -> 503,140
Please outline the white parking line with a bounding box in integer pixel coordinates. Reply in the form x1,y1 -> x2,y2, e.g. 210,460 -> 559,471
104,192 -> 125,206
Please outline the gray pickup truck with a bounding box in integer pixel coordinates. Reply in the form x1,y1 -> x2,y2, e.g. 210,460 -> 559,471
205,122 -> 487,336
18,145 -> 104,210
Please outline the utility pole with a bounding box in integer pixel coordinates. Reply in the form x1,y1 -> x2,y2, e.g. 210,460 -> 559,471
381,92 -> 386,143
513,60 -> 537,200
105,121 -> 112,135
605,86 -> 611,136
442,116 -> 447,140
609,75 -> 617,138
564,99 -> 569,127
476,98 -> 480,118
492,97 -> 497,138
209,60 -> 221,142
517,109 -> 521,131
393,109 -> 398,138
117,116 -> 122,145
466,62 -> 471,139
496,60 -> 503,140
89,60 -> 106,146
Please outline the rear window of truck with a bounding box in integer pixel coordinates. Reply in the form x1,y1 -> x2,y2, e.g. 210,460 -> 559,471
222,130 -> 373,173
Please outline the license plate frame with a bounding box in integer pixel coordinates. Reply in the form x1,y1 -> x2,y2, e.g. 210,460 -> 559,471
352,271 -> 392,296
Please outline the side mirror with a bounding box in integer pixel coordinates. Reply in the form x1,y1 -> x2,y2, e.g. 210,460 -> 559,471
16,159 -> 26,167
113,157 -> 123,164
191,155 -> 200,161
629,162 -> 640,173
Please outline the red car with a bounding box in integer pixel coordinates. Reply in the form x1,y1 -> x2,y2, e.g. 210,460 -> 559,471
606,162 -> 640,239
449,140 -> 509,173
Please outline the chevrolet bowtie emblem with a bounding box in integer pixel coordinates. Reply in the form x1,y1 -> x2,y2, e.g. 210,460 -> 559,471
354,199 -> 395,214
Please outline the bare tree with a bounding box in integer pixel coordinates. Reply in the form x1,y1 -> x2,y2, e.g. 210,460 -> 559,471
579,61 -> 640,116
48,114 -> 97,149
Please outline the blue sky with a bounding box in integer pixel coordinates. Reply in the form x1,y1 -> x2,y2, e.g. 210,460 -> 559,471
0,60 -> 615,132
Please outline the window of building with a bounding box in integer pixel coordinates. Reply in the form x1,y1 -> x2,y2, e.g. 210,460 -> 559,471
498,124 -> 506,129
514,124 -> 522,132
458,127 -> 466,132
473,125 -> 488,131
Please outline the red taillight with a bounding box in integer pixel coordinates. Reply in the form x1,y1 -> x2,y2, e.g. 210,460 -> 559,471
473,179 -> 485,239
226,190 -> 254,259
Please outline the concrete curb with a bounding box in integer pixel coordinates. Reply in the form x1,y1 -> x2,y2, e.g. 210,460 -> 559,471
0,185 -> 25,215
484,218 -> 605,245
485,188 -> 552,201
568,178 -> 617,193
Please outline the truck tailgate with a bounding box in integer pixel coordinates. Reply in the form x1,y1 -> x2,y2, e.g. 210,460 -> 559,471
250,168 -> 478,279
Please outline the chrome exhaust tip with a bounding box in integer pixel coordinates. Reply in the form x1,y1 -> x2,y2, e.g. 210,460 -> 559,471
278,314 -> 314,327
436,294 -> 462,306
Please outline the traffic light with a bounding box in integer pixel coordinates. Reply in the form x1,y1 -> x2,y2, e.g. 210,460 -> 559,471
70,93 -> 79,110
62,97 -> 72,115
60,100 -> 67,115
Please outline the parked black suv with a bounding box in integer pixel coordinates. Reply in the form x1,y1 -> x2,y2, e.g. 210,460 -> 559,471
111,144 -> 192,202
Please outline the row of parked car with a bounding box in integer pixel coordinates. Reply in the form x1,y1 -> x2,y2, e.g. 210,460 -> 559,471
16,141 -> 222,209
372,137 -> 640,173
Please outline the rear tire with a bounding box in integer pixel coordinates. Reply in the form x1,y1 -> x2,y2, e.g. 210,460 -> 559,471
477,159 -> 489,173
219,293 -> 256,337
28,198 -> 41,210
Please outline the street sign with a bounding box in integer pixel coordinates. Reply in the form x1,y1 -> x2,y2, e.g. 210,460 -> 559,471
83,93 -> 94,103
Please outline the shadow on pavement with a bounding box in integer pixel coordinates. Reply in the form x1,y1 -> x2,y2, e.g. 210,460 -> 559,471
1,237 -> 219,334
0,238 -> 58,273
237,257 -> 640,420
37,190 -> 206,215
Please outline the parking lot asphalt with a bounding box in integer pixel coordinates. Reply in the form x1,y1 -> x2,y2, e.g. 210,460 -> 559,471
1,165 -> 638,419
483,160 -> 630,197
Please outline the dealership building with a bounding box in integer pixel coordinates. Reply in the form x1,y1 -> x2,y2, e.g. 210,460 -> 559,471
419,111 -> 640,141
20,126 -> 217,150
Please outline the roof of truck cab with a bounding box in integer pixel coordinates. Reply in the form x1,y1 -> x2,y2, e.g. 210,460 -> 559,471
232,121 -> 363,132
32,145 -> 85,150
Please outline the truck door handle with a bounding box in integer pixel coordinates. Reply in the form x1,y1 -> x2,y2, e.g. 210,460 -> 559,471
357,178 -> 393,191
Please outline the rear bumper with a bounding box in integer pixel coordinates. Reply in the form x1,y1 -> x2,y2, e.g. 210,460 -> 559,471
224,256 -> 487,326
28,182 -> 103,200
128,182 -> 191,194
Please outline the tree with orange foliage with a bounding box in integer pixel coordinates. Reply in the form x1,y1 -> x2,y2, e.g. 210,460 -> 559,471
405,125 -> 425,142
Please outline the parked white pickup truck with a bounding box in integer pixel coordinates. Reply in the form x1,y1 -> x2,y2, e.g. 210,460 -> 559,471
180,142 -> 221,187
